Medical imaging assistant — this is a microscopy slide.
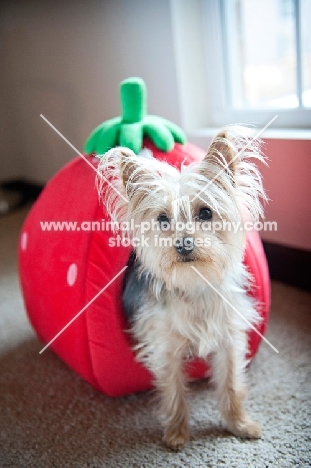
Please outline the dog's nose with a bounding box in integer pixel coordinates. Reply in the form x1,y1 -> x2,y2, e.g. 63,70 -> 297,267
175,237 -> 194,256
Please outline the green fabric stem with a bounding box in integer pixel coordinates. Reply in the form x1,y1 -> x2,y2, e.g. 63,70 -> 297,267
84,77 -> 186,155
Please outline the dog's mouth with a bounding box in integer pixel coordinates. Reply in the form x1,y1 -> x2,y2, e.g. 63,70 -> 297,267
176,255 -> 196,263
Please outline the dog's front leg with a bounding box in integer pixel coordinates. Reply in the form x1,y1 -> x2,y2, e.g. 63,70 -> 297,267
152,343 -> 189,450
212,333 -> 261,439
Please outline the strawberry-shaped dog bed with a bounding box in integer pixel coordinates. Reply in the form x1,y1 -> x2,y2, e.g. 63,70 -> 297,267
19,78 -> 270,397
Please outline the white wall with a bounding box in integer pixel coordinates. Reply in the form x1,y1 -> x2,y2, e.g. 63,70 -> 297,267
0,0 -> 181,183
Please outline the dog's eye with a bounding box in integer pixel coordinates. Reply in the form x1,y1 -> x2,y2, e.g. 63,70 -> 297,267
198,207 -> 212,221
157,213 -> 170,229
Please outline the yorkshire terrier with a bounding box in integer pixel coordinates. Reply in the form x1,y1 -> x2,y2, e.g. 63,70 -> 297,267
97,127 -> 266,450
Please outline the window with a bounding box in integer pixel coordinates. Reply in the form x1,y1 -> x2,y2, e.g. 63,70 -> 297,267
221,0 -> 311,109
171,0 -> 311,132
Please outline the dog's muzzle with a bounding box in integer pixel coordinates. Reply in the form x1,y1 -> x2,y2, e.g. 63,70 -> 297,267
175,237 -> 194,256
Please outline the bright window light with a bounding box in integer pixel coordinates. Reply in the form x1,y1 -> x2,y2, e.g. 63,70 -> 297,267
170,0 -> 311,131
221,0 -> 311,109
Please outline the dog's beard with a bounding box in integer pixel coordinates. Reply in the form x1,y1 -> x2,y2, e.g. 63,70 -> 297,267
133,225 -> 245,292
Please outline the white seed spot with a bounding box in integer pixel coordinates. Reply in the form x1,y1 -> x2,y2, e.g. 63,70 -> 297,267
67,263 -> 78,286
21,232 -> 28,251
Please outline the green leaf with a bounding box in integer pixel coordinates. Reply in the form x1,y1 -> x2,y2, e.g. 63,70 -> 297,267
143,119 -> 174,152
96,122 -> 120,154
158,117 -> 186,144
119,123 -> 143,154
84,117 -> 120,153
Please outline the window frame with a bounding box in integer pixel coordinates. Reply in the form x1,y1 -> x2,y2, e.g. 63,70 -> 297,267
170,0 -> 311,134
205,0 -> 310,127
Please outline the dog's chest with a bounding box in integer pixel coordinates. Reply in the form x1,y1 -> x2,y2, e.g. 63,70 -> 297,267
165,291 -> 229,357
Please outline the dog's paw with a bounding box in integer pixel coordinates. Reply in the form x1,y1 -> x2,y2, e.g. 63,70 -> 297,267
163,425 -> 189,451
227,418 -> 261,439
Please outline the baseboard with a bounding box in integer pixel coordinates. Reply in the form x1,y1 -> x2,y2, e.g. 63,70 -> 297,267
263,241 -> 311,292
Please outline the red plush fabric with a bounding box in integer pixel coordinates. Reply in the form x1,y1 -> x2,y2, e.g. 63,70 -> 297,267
19,140 -> 270,397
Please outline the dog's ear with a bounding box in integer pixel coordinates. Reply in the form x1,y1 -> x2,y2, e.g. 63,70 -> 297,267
96,147 -> 138,203
117,148 -> 140,188
114,148 -> 165,204
203,129 -> 237,177
97,146 -> 143,189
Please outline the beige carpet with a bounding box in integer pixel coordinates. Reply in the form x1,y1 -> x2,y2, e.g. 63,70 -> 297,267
1,207 -> 310,468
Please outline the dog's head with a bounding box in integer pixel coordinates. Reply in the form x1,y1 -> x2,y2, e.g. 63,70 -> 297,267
97,127 -> 266,290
